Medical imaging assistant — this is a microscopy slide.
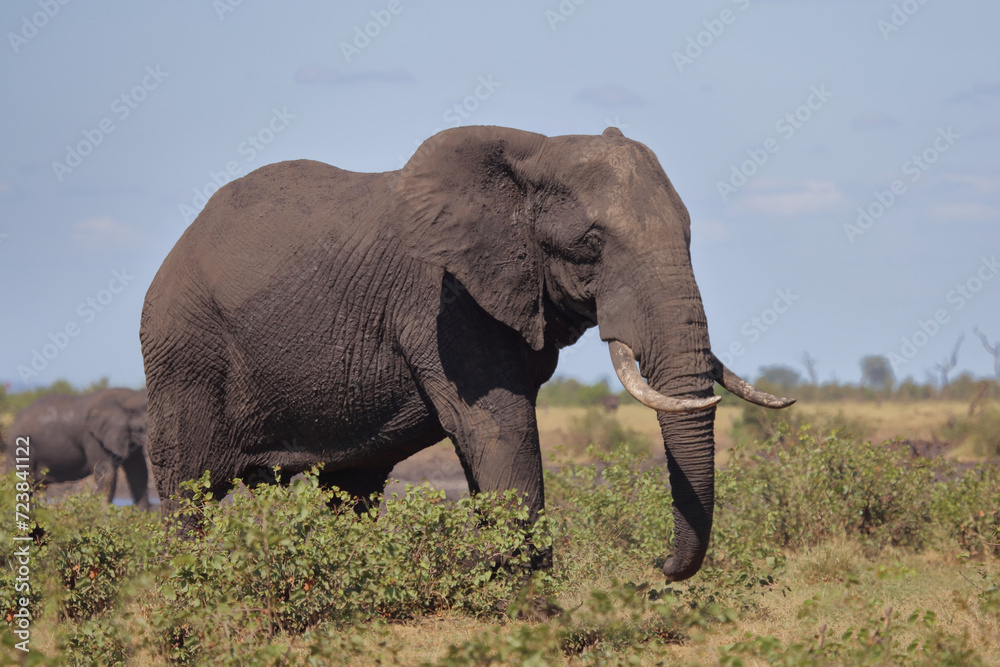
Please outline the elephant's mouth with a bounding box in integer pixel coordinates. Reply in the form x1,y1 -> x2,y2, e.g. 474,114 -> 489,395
542,292 -> 597,348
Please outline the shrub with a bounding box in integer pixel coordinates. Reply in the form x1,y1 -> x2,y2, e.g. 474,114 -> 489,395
545,446 -> 673,578
943,408 -> 1000,458
561,408 -> 651,459
930,462 -> 1000,558
147,469 -> 553,663
730,404 -> 871,448
715,424 -> 939,555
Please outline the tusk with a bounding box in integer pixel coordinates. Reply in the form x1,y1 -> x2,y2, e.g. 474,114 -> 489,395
609,341 -> 721,413
710,354 -> 796,408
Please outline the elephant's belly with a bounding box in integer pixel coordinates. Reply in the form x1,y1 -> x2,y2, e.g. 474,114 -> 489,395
234,359 -> 446,472
36,452 -> 90,483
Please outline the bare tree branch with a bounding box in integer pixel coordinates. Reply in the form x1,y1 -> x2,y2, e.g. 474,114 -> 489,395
800,351 -> 818,386
974,327 -> 1000,380
932,334 -> 964,393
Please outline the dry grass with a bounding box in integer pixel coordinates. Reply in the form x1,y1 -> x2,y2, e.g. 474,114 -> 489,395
393,399 -> 996,490
675,550 -> 1000,665
537,399 -> 1000,461
309,549 -> 997,665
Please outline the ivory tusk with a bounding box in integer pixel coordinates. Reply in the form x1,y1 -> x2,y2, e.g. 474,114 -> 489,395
609,341 -> 721,413
710,354 -> 796,408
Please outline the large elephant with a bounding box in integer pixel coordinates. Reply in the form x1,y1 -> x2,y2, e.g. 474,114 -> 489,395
140,126 -> 792,580
5,388 -> 150,509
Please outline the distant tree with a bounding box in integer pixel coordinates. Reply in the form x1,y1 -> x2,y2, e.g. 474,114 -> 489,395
756,365 -> 801,393
895,377 -> 933,401
84,376 -> 111,393
799,351 -> 818,386
860,355 -> 894,393
538,377 -> 611,407
932,335 -> 964,396
974,327 -> 1000,380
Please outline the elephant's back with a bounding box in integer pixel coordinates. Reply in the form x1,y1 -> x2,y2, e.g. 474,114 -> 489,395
6,395 -> 88,472
146,160 -> 396,313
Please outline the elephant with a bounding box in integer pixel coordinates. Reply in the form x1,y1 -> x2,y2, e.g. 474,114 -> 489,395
140,125 -> 792,581
5,388 -> 150,509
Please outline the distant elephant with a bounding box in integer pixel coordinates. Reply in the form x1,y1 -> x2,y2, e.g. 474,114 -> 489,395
5,388 -> 150,509
140,126 -> 792,580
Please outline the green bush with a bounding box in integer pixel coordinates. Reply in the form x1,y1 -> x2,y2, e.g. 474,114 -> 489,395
3,430 -> 998,665
943,408 -> 1000,458
538,377 -> 612,407
561,408 -> 651,458
730,404 -> 871,448
146,470 -> 554,663
716,424 -> 938,555
60,615 -> 132,667
545,446 -> 778,616
929,463 -> 1000,558
546,446 -> 673,576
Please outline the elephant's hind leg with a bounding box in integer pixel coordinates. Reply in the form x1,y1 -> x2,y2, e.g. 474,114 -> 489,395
146,382 -> 236,519
317,466 -> 394,515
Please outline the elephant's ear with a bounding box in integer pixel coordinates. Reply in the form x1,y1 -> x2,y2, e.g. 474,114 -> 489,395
392,126 -> 548,351
86,398 -> 130,462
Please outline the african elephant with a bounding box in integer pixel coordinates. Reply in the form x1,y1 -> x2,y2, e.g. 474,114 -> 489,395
5,388 -> 150,509
140,126 -> 792,580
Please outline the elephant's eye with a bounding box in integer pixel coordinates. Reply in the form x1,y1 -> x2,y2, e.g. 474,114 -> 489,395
576,229 -> 604,261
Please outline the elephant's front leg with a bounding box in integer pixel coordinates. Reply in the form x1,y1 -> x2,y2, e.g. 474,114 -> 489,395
435,387 -> 551,570
93,459 -> 119,505
450,390 -> 544,514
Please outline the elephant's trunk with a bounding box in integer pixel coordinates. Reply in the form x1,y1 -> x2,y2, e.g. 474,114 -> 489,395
601,282 -> 719,581
657,400 -> 716,580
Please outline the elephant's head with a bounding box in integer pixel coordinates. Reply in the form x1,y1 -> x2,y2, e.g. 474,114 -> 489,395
395,126 -> 793,581
86,388 -> 148,463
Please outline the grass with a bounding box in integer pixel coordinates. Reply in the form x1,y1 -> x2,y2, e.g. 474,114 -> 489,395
4,398 -> 1000,665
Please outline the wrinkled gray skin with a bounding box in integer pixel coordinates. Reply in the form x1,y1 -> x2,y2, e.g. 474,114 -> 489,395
6,388 -> 150,509
141,126 -> 791,580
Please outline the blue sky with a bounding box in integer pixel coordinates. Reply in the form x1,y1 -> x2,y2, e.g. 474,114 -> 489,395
2,0 -> 999,391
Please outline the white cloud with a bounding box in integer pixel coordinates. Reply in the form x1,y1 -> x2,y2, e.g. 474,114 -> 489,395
736,179 -> 846,217
72,216 -> 148,249
941,174 -> 1000,193
929,203 -> 1000,223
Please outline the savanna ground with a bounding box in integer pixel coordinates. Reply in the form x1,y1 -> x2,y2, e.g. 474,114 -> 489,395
2,381 -> 999,665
